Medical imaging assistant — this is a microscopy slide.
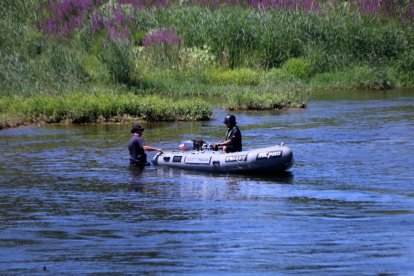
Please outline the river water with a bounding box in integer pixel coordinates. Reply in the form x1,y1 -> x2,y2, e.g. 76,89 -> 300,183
1,90 -> 413,274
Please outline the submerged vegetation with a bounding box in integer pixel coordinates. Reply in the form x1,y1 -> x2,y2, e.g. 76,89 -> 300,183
0,0 -> 413,128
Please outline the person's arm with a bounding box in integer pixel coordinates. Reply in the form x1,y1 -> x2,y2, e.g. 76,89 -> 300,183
216,139 -> 231,147
212,139 -> 231,151
143,145 -> 162,152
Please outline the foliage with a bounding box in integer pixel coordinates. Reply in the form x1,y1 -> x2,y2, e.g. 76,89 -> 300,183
263,68 -> 298,84
98,40 -> 137,84
348,0 -> 414,23
0,92 -> 212,128
179,45 -> 216,70
141,27 -> 183,67
281,58 -> 313,80
204,68 -> 260,86
225,85 -> 308,110
310,66 -> 396,90
1,0 -> 413,129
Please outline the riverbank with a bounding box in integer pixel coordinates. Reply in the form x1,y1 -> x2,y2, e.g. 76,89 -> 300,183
1,1 -> 413,129
0,82 -> 309,129
0,91 -> 212,129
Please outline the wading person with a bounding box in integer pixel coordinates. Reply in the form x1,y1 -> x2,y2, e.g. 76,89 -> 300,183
213,114 -> 242,153
128,124 -> 162,166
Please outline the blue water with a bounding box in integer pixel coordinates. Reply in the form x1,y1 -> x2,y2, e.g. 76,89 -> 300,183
1,90 -> 413,274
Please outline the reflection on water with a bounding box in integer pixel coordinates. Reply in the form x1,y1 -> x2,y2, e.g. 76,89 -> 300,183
0,89 -> 414,274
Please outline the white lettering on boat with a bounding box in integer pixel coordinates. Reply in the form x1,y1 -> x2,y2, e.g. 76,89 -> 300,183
257,151 -> 282,160
225,155 -> 248,162
184,156 -> 211,164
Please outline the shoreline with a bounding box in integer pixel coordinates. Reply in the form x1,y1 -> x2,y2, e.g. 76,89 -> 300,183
2,87 -> 414,130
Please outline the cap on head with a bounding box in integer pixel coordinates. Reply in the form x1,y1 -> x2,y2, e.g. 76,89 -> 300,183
130,124 -> 145,133
223,114 -> 236,125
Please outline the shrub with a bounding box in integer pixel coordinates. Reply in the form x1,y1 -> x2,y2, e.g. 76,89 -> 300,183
98,40 -> 137,85
281,57 -> 313,80
204,67 -> 260,86
179,45 -> 216,70
396,49 -> 414,72
310,66 -> 396,90
353,67 -> 395,90
81,54 -> 109,81
226,87 -> 307,111
263,68 -> 298,84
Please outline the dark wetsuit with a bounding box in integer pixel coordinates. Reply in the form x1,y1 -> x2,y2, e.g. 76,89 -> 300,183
128,135 -> 148,165
225,125 -> 242,153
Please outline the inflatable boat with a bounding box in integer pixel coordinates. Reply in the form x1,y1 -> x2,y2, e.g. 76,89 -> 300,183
152,141 -> 294,174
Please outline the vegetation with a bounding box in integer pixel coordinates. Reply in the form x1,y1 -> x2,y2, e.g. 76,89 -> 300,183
0,0 -> 413,128
0,90 -> 212,129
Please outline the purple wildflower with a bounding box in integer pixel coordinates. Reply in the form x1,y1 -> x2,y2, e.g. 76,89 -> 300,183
88,3 -> 135,43
185,0 -> 318,11
349,0 -> 413,23
142,27 -> 182,48
117,0 -> 170,9
37,0 -> 103,37
249,0 -> 318,12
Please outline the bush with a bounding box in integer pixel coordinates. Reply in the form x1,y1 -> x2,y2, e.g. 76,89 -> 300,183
204,67 -> 260,86
226,87 -> 307,111
353,67 -> 395,90
281,58 -> 313,80
98,40 -> 137,85
179,45 -> 216,70
310,66 -> 396,90
263,68 -> 298,84
81,54 -> 109,81
396,49 -> 414,72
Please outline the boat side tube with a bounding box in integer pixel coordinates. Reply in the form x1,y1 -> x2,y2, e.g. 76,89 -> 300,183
152,145 -> 294,173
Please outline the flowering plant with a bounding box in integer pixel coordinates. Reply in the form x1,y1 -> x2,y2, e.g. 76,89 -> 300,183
140,27 -> 183,67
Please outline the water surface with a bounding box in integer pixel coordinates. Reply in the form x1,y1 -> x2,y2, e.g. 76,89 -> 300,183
1,90 -> 413,274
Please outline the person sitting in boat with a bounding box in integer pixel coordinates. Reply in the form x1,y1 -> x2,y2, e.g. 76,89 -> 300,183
213,114 -> 242,153
129,124 -> 162,166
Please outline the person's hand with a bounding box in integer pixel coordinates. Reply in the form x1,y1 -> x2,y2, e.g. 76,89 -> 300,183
212,144 -> 219,151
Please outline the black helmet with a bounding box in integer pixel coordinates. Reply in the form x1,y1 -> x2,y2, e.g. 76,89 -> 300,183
223,114 -> 236,124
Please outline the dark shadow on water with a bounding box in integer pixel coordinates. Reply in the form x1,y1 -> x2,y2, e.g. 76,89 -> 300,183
128,165 -> 145,192
129,164 -> 145,177
155,166 -> 294,185
126,157 -> 294,195
243,171 -> 295,184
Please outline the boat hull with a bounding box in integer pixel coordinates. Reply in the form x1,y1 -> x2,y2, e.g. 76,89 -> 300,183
152,145 -> 294,173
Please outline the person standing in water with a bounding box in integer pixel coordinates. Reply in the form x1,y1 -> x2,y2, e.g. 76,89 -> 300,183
128,124 -> 162,166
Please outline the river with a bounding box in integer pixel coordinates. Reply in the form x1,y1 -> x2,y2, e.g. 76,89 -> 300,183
1,90 -> 413,274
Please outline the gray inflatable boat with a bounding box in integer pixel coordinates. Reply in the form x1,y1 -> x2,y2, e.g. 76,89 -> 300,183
152,142 -> 294,174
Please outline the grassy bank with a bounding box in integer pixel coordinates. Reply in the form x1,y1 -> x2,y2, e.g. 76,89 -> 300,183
0,91 -> 212,129
1,1 -> 413,128
0,82 -> 307,128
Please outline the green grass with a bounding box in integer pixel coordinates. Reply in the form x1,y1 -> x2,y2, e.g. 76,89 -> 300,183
0,92 -> 212,129
225,84 -> 309,111
309,66 -> 397,90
